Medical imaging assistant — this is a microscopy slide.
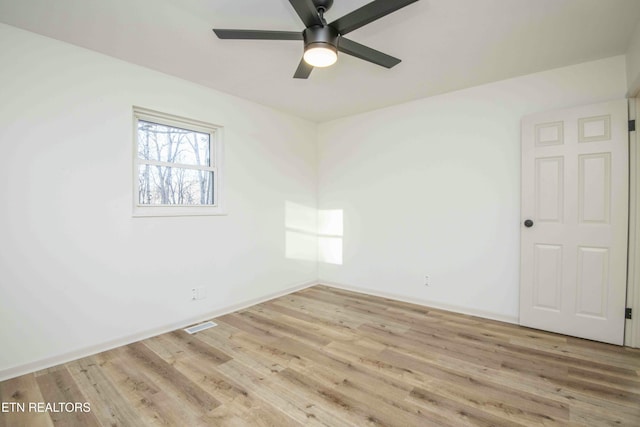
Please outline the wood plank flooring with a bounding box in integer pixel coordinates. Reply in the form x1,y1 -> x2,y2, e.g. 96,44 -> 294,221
1,285 -> 639,426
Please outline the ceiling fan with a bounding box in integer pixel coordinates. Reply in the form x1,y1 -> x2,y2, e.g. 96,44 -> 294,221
213,0 -> 419,79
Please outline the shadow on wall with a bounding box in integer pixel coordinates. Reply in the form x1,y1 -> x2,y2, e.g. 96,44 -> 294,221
285,201 -> 343,265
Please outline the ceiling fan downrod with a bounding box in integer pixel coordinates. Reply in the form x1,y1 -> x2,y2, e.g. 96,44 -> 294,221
314,0 -> 332,25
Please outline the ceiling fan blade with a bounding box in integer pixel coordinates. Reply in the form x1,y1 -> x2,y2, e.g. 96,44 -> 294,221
338,37 -> 401,68
213,29 -> 302,40
293,58 -> 314,79
289,0 -> 322,28
329,0 -> 419,35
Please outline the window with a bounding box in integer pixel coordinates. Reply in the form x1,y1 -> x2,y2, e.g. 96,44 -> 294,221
133,107 -> 224,216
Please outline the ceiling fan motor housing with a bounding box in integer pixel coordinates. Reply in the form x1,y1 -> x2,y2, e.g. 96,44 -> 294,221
303,25 -> 339,51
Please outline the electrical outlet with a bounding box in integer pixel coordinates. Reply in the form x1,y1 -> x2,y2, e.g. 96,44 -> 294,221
425,275 -> 430,286
191,287 -> 207,301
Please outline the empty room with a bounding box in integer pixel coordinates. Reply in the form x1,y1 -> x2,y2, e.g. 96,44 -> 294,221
1,0 -> 640,425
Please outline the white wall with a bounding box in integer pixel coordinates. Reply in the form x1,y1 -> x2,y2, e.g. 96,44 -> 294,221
626,19 -> 640,95
317,56 -> 628,322
0,24 -> 317,379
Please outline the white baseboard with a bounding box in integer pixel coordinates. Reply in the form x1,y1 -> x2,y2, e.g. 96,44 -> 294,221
0,280 -> 317,382
1,278 -> 519,382
318,280 -> 519,325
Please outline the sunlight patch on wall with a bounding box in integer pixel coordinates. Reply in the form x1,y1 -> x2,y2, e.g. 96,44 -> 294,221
318,209 -> 343,265
285,201 -> 318,262
285,230 -> 318,262
318,209 -> 343,235
285,201 -> 343,265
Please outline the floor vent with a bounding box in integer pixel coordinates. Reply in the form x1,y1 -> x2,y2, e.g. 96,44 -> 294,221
184,321 -> 217,334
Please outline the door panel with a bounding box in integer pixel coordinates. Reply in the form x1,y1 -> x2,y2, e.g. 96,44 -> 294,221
576,246 -> 608,318
520,100 -> 628,345
535,157 -> 564,222
578,153 -> 610,224
533,244 -> 562,311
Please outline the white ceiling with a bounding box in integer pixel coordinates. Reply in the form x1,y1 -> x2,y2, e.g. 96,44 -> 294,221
2,0 -> 640,122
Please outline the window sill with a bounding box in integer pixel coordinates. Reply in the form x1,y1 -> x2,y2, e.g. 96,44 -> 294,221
132,205 -> 227,217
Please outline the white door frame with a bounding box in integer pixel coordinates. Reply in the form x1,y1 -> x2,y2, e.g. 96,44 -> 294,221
625,98 -> 640,348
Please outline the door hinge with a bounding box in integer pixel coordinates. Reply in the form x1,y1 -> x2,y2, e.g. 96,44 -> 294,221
629,120 -> 636,132
626,307 -> 633,319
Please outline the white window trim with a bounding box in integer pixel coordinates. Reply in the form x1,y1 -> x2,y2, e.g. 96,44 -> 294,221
132,106 -> 225,217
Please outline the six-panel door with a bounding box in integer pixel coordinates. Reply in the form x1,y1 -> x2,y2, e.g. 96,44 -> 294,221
520,100 -> 628,345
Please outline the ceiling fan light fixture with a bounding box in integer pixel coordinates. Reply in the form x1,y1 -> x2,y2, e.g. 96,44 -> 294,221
303,43 -> 337,67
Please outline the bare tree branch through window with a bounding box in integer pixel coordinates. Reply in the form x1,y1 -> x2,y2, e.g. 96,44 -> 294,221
136,120 -> 214,206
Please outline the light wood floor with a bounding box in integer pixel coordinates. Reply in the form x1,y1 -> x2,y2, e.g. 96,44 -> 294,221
1,285 -> 639,426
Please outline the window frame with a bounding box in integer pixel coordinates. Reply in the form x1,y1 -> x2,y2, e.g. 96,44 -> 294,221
132,106 -> 225,217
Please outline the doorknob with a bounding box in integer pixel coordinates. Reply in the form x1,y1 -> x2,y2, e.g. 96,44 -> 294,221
524,219 -> 534,228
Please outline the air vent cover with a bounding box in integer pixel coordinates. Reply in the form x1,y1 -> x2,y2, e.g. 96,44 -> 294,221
184,320 -> 217,334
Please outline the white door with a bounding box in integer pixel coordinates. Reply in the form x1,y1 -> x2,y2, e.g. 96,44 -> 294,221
520,100 -> 629,345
